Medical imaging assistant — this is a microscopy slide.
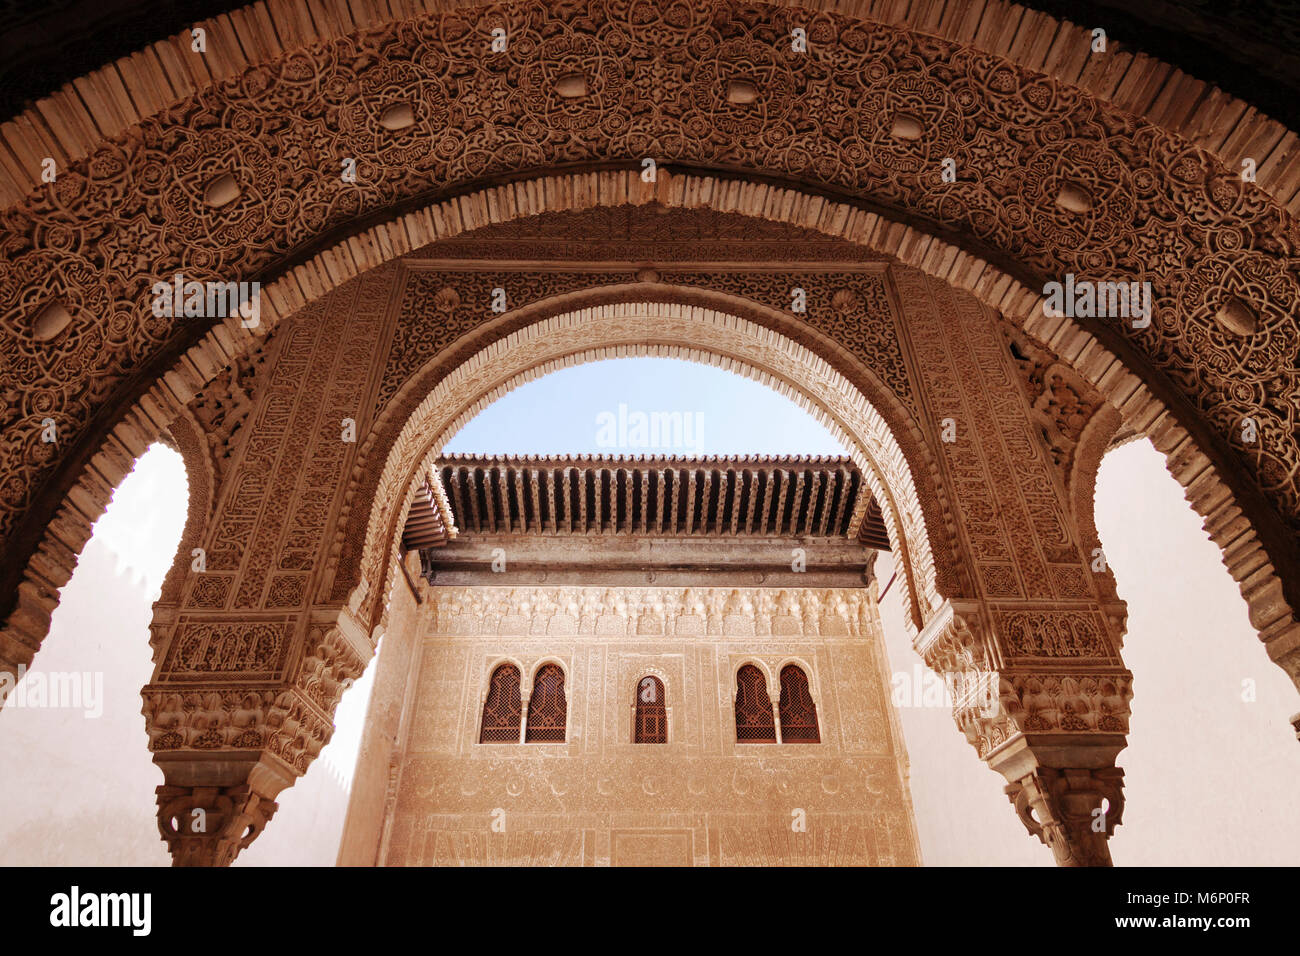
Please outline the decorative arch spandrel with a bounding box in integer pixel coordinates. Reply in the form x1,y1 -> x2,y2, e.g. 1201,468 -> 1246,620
3,0 -> 1300,648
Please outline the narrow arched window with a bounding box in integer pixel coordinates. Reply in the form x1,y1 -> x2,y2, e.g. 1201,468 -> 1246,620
778,664 -> 820,743
634,676 -> 667,743
525,663 -> 567,742
734,664 -> 776,743
479,663 -> 522,743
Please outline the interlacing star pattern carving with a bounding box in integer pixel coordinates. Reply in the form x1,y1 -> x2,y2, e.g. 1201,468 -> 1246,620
0,0 -> 1297,590
377,265 -> 914,420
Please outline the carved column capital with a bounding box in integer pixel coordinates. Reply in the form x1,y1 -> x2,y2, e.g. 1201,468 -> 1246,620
957,668 -> 1134,759
917,599 -> 1133,865
1004,767 -> 1126,867
915,598 -> 991,674
143,608 -> 374,865
155,784 -> 279,867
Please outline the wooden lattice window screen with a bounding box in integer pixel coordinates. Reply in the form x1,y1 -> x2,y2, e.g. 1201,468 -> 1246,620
634,676 -> 667,743
778,664 -> 820,743
479,663 -> 522,743
525,663 -> 567,742
734,664 -> 776,743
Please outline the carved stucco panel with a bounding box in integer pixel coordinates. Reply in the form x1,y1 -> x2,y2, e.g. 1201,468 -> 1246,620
378,583 -> 916,865
5,0 -> 1295,584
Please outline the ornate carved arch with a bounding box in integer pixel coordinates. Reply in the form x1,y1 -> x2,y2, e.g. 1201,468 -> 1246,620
3,0 -> 1295,209
774,655 -> 822,703
6,169 -> 1297,711
478,660 -> 524,743
526,655 -> 571,692
479,654 -> 527,702
154,409 -> 210,610
5,0 -> 1295,867
630,666 -> 672,706
341,297 -> 953,644
777,662 -> 822,744
734,662 -> 779,743
633,674 -> 668,745
524,661 -> 568,743
2,0 -> 1298,654
1067,403 -> 1127,620
732,657 -> 776,698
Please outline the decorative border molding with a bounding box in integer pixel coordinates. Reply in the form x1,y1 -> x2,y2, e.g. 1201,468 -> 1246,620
3,0 -> 1296,212
430,584 -> 877,640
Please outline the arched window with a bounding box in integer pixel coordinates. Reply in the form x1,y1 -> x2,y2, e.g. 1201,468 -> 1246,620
778,664 -> 820,743
525,663 -> 567,742
479,663 -> 522,743
734,664 -> 776,743
634,676 -> 667,743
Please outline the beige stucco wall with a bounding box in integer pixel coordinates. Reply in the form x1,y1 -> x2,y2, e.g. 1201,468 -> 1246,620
364,581 -> 920,866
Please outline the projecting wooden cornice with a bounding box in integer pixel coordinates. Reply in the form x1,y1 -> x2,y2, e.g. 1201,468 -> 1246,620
429,453 -> 889,546
398,474 -> 454,552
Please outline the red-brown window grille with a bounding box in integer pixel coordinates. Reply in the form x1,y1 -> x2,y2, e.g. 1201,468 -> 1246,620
525,663 -> 567,742
634,676 -> 667,743
479,663 -> 522,743
734,664 -> 776,743
778,664 -> 820,743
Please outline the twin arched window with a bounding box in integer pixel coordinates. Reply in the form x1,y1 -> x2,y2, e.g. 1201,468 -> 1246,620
735,663 -> 819,743
634,676 -> 666,743
478,661 -> 818,745
734,664 -> 777,742
525,664 -> 567,742
479,663 -> 523,742
479,662 -> 567,743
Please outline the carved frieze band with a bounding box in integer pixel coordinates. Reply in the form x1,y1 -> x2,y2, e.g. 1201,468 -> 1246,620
427,585 -> 877,640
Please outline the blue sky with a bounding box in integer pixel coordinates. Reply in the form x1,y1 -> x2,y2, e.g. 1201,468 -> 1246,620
444,357 -> 848,457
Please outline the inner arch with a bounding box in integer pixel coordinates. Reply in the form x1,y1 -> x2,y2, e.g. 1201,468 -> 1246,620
349,301 -> 949,642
